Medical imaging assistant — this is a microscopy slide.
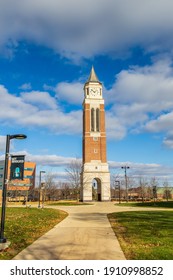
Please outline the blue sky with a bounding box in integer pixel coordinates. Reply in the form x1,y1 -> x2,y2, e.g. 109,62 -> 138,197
1,0 -> 173,186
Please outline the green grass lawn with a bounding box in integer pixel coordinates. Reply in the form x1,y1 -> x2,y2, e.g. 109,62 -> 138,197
0,207 -> 68,260
116,201 -> 173,208
46,201 -> 92,206
108,211 -> 173,260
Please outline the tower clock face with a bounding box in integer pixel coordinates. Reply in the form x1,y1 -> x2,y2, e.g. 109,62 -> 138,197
89,88 -> 100,97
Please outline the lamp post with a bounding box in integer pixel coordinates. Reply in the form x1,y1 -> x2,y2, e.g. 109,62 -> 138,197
121,165 -> 130,202
41,183 -> 46,208
38,171 -> 46,208
0,134 -> 27,243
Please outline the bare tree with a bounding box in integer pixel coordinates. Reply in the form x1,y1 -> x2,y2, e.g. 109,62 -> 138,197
150,177 -> 159,200
163,179 -> 171,201
138,176 -> 148,202
44,172 -> 57,201
146,185 -> 152,200
57,181 -> 71,200
110,173 -> 120,199
127,177 -> 136,200
65,159 -> 82,200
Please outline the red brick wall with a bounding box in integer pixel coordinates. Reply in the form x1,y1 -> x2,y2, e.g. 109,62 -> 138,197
83,102 -> 107,163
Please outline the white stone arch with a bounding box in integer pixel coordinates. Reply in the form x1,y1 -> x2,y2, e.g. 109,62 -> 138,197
81,168 -> 110,202
92,177 -> 102,201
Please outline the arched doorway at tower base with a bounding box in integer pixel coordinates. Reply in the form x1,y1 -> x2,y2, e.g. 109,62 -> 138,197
92,178 -> 101,201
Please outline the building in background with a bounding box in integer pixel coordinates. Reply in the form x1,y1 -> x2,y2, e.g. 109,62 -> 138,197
0,160 -> 36,202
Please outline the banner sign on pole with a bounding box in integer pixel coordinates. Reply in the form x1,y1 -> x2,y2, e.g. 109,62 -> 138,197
10,155 -> 25,180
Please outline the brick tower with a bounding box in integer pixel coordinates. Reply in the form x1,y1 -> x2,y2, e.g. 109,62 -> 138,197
81,66 -> 110,201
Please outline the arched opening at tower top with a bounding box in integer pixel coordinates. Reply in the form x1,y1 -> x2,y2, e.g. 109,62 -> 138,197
92,178 -> 101,201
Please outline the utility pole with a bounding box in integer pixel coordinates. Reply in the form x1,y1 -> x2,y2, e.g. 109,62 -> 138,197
121,166 -> 130,202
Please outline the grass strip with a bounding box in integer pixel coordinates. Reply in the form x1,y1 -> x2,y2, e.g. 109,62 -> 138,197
108,211 -> 173,260
116,201 -> 173,208
46,201 -> 92,206
0,207 -> 68,260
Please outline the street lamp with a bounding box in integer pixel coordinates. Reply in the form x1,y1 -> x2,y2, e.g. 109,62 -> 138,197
38,171 -> 46,208
121,165 -> 130,202
0,134 -> 27,243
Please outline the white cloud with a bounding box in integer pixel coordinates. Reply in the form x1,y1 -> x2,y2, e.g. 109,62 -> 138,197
19,109 -> 82,135
0,150 -> 79,168
20,91 -> 58,109
25,152 -> 76,167
1,1 -> 173,60
109,160 -> 173,184
55,82 -> 83,105
0,135 -> 15,154
163,136 -> 173,149
0,84 -> 37,122
106,58 -> 173,108
0,136 -> 6,152
106,111 -> 126,140
1,57 -> 173,142
19,83 -> 32,90
0,84 -> 82,135
144,111 -> 173,150
26,155 -> 173,182
43,84 -> 54,92
2,57 -> 173,142
1,145 -> 173,183
145,112 -> 173,133
103,58 -> 173,139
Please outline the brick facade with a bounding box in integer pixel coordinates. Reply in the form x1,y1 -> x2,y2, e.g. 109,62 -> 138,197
81,67 -> 110,201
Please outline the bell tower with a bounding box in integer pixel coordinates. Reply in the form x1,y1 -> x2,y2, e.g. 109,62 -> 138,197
81,66 -> 110,201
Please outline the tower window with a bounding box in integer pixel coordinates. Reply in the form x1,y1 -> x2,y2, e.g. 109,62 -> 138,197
96,108 -> 100,131
91,108 -> 95,131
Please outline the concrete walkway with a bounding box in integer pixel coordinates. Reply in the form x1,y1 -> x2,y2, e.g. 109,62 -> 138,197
13,202 -> 126,260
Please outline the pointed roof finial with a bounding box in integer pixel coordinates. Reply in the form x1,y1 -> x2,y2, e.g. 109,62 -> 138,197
87,66 -> 100,83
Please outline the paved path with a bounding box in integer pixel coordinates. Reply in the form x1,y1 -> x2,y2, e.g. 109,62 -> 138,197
13,202 -> 126,260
